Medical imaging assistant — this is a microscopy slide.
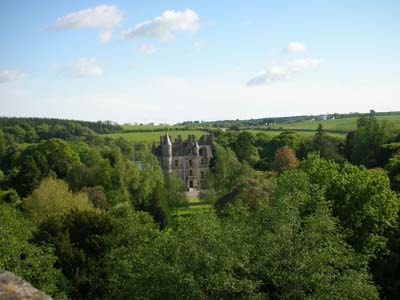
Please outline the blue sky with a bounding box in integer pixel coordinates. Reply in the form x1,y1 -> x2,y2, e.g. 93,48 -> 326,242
0,1 -> 399,124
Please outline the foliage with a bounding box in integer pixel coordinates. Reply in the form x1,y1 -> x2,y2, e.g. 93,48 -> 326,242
165,172 -> 188,211
202,145 -> 253,200
345,116 -> 398,168
0,203 -> 67,298
23,177 -> 93,225
271,146 -> 299,173
33,209 -> 113,299
214,172 -> 275,215
311,124 -> 343,161
301,154 -> 400,257
102,210 -> 262,300
232,131 -> 260,165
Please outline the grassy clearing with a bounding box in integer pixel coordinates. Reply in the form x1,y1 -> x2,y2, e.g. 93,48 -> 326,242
102,130 -> 208,143
174,197 -> 213,217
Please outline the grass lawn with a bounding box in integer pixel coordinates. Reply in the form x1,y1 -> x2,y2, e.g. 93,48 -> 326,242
174,197 -> 213,217
102,130 -> 208,143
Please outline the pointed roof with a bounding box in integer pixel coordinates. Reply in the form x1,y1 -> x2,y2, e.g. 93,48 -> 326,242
162,133 -> 172,146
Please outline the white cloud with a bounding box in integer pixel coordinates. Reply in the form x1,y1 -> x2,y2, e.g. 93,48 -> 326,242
0,69 -> 24,83
135,44 -> 157,55
286,41 -> 306,53
52,5 -> 123,43
247,58 -> 321,86
123,9 -> 199,41
55,58 -> 104,77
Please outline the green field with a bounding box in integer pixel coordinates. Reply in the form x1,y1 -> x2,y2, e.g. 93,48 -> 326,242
247,130 -> 345,138
268,115 -> 400,132
102,130 -> 208,143
122,124 -> 176,131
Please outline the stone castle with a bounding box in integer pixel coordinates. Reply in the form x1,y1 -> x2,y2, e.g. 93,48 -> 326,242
153,133 -> 214,190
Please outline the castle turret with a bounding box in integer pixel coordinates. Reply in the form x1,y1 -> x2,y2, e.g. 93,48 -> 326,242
161,133 -> 172,175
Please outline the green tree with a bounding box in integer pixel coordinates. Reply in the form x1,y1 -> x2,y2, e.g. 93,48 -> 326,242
0,203 -> 67,298
203,145 -> 254,200
214,172 -> 275,215
232,131 -> 260,165
11,156 -> 42,197
386,149 -> 400,191
345,116 -> 396,168
37,139 -> 80,178
0,129 -> 5,159
301,154 -> 400,257
103,210 -> 261,299
312,124 -> 343,161
33,209 -> 113,299
23,177 -> 93,224
241,171 -> 379,299
165,172 -> 188,212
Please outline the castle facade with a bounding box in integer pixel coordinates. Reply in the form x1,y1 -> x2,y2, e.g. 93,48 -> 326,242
154,133 -> 214,190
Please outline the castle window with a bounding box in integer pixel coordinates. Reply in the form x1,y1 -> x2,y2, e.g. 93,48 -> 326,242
201,171 -> 204,179
189,159 -> 192,167
189,170 -> 193,176
175,160 -> 178,166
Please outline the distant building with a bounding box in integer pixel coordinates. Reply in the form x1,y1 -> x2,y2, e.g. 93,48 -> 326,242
153,133 -> 214,190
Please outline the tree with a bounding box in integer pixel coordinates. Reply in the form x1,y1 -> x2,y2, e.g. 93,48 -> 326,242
81,185 -> 109,209
0,203 -> 67,298
0,129 -> 5,160
345,116 -> 396,168
33,209 -> 113,299
271,146 -> 299,173
102,211 -> 262,299
232,131 -> 260,165
385,150 -> 400,191
23,177 -> 93,224
241,170 -> 379,299
301,154 -> 400,257
214,172 -> 275,215
312,124 -> 343,161
165,172 -> 188,212
11,156 -> 42,197
203,145 -> 254,200
36,139 -> 80,178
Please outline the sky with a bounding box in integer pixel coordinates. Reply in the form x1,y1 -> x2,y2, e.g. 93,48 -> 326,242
0,0 -> 399,124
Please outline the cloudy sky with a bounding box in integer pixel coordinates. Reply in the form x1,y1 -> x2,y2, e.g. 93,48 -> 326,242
0,1 -> 399,124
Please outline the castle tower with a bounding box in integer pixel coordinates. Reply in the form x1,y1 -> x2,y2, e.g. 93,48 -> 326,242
161,133 -> 172,176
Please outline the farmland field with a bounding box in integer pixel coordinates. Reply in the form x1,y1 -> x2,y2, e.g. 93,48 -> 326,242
247,130 -> 346,138
267,114 -> 400,132
102,130 -> 208,143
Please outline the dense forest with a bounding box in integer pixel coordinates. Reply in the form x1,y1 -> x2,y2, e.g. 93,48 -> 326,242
1,115 -> 400,299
